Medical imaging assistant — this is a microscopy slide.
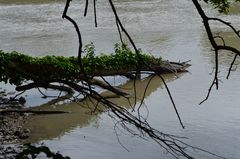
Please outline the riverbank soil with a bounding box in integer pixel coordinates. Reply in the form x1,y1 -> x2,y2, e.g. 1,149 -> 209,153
0,90 -> 29,159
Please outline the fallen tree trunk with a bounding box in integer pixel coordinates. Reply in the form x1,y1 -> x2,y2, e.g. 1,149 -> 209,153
9,60 -> 190,96
0,49 -> 190,96
5,59 -> 190,80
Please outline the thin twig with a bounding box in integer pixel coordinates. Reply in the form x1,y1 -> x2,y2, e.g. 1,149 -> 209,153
84,0 -> 89,16
227,54 -> 238,79
93,0 -> 97,27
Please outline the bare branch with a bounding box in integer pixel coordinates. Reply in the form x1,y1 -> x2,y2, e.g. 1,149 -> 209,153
192,0 -> 240,103
84,0 -> 89,16
208,17 -> 240,38
227,54 -> 238,79
213,35 -> 225,46
158,74 -> 185,129
93,0 -> 97,27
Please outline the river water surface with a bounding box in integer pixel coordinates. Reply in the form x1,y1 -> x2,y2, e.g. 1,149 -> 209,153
1,0 -> 240,159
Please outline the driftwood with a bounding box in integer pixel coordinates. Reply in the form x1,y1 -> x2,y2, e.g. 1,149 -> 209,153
6,60 -> 190,80
89,78 -> 129,96
4,58 -> 190,97
82,61 -> 191,77
12,61 -> 189,97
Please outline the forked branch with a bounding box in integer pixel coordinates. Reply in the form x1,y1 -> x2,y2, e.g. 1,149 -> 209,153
192,0 -> 240,104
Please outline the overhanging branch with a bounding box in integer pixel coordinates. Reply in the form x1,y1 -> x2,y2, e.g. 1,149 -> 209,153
192,0 -> 240,104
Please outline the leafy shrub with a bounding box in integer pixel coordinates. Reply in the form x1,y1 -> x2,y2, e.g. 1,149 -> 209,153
0,44 -> 162,85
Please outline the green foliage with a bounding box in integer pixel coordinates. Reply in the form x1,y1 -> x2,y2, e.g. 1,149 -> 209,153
84,42 -> 95,59
203,0 -> 240,13
0,44 -> 162,85
0,50 -> 80,85
82,43 -> 160,71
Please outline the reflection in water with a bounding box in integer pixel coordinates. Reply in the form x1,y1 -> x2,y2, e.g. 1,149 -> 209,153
25,74 -> 179,143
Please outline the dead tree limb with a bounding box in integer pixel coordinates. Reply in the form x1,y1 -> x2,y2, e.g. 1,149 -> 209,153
192,0 -> 240,104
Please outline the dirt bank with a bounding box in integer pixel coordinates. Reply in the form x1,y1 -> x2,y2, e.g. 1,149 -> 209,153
0,90 -> 29,159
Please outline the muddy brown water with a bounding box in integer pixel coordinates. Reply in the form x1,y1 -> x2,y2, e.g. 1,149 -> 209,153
1,0 -> 240,158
